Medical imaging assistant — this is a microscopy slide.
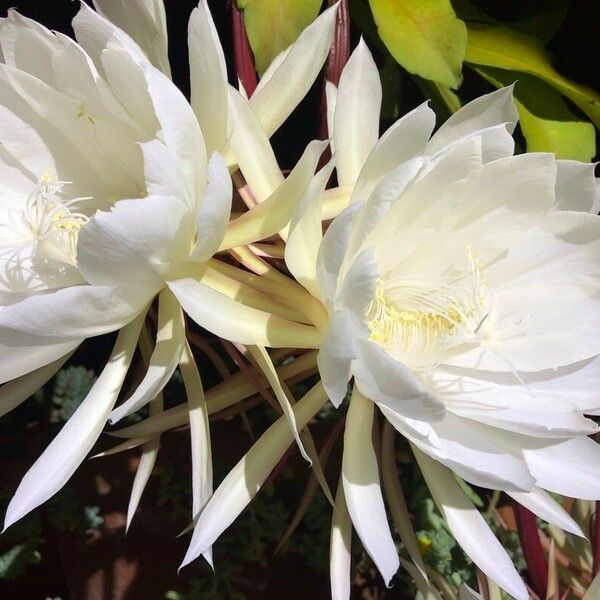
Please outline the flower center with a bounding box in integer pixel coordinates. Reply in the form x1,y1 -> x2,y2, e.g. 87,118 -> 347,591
21,176 -> 90,265
365,246 -> 487,369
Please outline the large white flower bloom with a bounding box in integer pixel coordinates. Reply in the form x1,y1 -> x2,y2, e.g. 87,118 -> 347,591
0,2 -> 337,531
298,41 -> 600,599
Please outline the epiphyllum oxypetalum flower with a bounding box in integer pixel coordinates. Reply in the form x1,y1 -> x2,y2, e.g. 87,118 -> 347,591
312,43 -> 600,599
0,2 -> 337,533
181,41 -> 600,599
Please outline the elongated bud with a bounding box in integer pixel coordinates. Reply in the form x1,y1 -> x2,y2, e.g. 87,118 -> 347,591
230,0 -> 257,96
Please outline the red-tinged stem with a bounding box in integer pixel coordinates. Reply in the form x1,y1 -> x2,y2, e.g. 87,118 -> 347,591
318,0 -> 350,143
593,501 -> 600,575
514,500 -> 548,597
230,1 -> 257,96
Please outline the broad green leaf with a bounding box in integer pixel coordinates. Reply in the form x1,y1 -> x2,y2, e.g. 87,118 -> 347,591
237,0 -> 321,75
466,23 -> 600,128
584,574 -> 600,600
368,0 -> 467,89
475,66 -> 596,161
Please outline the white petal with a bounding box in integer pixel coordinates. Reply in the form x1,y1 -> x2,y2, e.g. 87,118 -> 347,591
180,383 -> 328,569
330,477 -> 352,600
77,190 -> 193,288
285,160 -> 334,297
179,340 -> 213,564
192,152 -> 233,262
554,159 -> 600,213
0,284 -> 152,339
139,61 -> 207,195
247,345 -> 309,462
0,350 -> 73,417
110,289 -> 184,423
0,337 -> 80,384
0,10 -> 59,85
316,202 -> 360,306
72,2 -> 149,74
188,1 -> 228,154
507,487 -> 584,537
342,389 -> 399,585
427,86 -> 518,161
350,102 -> 436,206
334,39 -> 381,186
92,0 -> 171,77
386,410 -> 534,491
228,86 -> 283,203
167,276 -> 319,349
4,313 -> 144,529
220,139 -> 327,250
353,339 -> 445,422
317,310 -> 357,407
249,3 -> 337,137
413,447 -> 528,600
522,436 -> 600,500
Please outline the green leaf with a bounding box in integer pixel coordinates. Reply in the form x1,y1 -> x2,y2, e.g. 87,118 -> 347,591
475,66 -> 596,161
465,23 -> 600,128
237,0 -> 321,76
368,0 -> 467,89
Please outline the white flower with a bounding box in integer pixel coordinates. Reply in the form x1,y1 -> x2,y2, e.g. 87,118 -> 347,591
288,41 -> 600,599
0,2 -> 336,530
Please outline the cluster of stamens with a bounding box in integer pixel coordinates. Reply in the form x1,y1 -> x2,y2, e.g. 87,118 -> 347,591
21,175 -> 90,265
366,247 -> 488,369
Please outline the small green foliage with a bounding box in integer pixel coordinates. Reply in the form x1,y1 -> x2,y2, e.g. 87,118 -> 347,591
50,366 -> 97,422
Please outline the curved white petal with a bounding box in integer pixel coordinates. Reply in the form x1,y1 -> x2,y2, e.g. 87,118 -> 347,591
0,284 -> 152,339
188,1 -> 228,154
330,477 -> 352,600
247,345 -> 309,462
77,192 -> 193,288
334,39 -> 381,186
555,160 -> 600,213
508,487 -> 584,537
180,383 -> 328,569
249,3 -> 338,137
110,289 -> 184,423
4,313 -> 144,529
72,2 -> 148,73
92,0 -> 171,77
354,339 -> 445,422
0,337 -> 81,384
192,152 -> 233,262
342,389 -> 399,586
350,102 -> 436,206
285,160 -> 334,297
0,350 -> 73,417
427,86 -> 518,161
220,139 -> 327,250
317,310 -> 357,407
167,276 -> 320,349
522,436 -> 600,500
228,86 -> 283,203
413,447 -> 528,600
316,202 -> 360,306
